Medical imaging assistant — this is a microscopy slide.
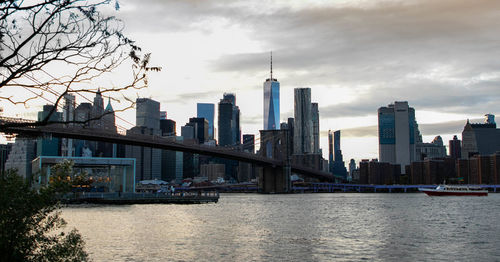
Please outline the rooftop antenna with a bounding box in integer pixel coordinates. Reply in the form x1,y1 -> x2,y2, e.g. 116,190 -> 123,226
270,51 -> 273,81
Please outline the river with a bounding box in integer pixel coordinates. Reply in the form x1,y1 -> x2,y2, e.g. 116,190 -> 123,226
62,193 -> 500,261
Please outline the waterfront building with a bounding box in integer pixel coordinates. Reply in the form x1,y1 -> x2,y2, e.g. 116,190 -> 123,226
263,53 -> 280,130
37,105 -> 61,157
197,103 -> 215,140
407,157 -> 456,185
461,117 -> 500,158
293,88 -> 313,154
242,134 -> 255,153
311,103 -> 320,153
218,93 -> 240,147
378,101 -> 420,172
358,159 -> 401,185
200,163 -> 225,182
359,160 -> 369,184
32,156 -> 136,192
456,152 -> 500,184
449,135 -> 462,159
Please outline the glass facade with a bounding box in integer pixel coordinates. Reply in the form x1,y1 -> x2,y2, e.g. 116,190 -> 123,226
136,98 -> 160,130
409,108 -> 416,145
218,94 -> 240,147
32,156 -> 136,192
264,80 -> 280,130
197,103 -> 215,139
378,111 -> 395,145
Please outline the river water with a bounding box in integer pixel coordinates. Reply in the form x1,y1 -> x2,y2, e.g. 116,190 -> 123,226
62,193 -> 500,261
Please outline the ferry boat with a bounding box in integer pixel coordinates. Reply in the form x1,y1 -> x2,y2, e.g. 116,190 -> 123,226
419,184 -> 488,196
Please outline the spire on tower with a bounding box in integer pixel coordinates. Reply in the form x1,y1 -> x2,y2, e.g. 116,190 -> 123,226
270,51 -> 273,81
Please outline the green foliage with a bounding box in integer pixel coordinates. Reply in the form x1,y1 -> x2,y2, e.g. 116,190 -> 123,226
0,161 -> 89,262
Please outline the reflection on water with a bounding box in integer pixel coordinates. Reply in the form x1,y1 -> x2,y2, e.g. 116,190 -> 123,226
62,194 -> 500,261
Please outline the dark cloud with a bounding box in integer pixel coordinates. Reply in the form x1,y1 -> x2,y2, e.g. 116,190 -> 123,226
118,0 -> 500,119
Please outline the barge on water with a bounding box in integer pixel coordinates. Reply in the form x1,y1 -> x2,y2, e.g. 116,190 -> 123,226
62,191 -> 219,204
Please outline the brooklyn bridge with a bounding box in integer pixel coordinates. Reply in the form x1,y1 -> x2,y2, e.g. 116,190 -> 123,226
0,116 -> 335,193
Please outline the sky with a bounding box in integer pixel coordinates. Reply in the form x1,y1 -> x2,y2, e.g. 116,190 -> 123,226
4,0 -> 500,164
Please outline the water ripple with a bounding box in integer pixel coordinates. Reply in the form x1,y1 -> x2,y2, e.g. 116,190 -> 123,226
62,193 -> 500,261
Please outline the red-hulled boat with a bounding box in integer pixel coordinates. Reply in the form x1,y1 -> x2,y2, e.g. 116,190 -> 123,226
419,184 -> 488,196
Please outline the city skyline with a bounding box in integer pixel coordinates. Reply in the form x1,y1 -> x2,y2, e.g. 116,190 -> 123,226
2,0 -> 500,164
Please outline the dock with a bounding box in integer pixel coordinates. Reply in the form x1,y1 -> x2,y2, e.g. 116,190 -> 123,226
62,191 -> 219,205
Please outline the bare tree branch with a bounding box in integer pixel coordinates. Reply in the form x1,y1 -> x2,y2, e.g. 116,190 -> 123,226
0,0 -> 161,129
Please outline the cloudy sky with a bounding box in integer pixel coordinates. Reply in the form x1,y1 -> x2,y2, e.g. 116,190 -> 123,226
6,0 -> 500,163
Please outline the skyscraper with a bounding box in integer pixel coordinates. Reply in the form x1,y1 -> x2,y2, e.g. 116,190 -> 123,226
334,130 -> 341,162
328,130 -> 334,171
242,134 -> 255,153
293,88 -> 313,154
126,97 -> 161,181
449,135 -> 461,159
91,89 -> 104,129
136,98 -> 160,130
263,52 -> 280,130
311,102 -> 319,153
61,94 -> 75,156
378,101 -> 419,172
461,118 -> 500,158
218,93 -> 240,147
160,119 -> 176,136
103,98 -> 117,132
197,103 -> 215,140
187,117 -> 209,144
329,130 -> 347,177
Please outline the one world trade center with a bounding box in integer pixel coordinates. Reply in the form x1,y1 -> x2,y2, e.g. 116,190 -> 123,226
263,52 -> 280,130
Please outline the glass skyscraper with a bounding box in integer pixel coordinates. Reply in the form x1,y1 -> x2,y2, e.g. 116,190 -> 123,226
378,101 -> 420,172
197,103 -> 215,140
263,53 -> 280,130
218,93 -> 240,147
293,87 -> 313,154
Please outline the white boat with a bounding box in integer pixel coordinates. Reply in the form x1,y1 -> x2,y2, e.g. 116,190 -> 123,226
419,184 -> 488,196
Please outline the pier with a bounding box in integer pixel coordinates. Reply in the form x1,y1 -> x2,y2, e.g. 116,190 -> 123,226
62,191 -> 219,205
